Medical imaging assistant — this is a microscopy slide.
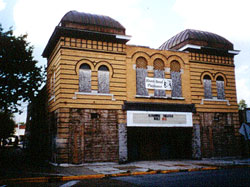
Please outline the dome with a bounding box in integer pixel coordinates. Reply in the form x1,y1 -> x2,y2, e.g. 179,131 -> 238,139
159,29 -> 233,50
60,10 -> 125,35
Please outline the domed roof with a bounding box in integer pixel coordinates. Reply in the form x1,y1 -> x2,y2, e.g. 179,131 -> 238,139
43,11 -> 129,58
159,29 -> 233,50
60,10 -> 125,35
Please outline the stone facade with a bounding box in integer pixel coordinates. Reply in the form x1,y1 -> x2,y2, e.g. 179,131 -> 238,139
192,124 -> 201,159
196,112 -> 240,158
50,109 -> 120,164
118,123 -> 128,163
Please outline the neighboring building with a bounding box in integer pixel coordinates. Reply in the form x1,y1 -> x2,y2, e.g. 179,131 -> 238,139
8,123 -> 26,144
42,10 -> 241,164
14,123 -> 25,141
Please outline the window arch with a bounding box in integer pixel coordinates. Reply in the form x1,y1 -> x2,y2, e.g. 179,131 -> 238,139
203,75 -> 212,99
154,59 -> 165,96
79,63 -> 91,92
136,57 -> 148,96
216,76 -> 225,99
98,65 -> 110,93
170,61 -> 182,97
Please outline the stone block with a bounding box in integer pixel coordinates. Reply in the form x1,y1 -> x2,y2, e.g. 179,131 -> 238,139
192,124 -> 201,159
118,123 -> 128,163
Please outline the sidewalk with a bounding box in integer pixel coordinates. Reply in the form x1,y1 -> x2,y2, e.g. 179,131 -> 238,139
1,146 -> 250,184
52,158 -> 250,176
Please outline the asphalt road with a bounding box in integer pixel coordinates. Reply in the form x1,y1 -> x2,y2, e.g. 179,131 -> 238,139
114,167 -> 250,187
3,167 -> 250,187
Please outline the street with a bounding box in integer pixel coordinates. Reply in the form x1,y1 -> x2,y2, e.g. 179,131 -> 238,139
1,146 -> 250,186
2,167 -> 250,186
114,167 -> 250,187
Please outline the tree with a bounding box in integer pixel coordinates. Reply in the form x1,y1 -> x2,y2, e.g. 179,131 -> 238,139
0,112 -> 15,147
0,25 -> 45,113
238,99 -> 247,110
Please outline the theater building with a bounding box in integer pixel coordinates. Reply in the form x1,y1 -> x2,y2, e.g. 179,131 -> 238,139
43,10 -> 241,164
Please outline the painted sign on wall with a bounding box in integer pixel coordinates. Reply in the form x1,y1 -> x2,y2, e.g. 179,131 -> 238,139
145,77 -> 172,90
127,111 -> 193,127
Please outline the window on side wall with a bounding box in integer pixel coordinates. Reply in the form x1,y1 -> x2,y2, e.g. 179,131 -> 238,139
98,65 -> 110,93
170,61 -> 182,97
136,57 -> 148,96
154,58 -> 165,96
203,75 -> 212,99
79,64 -> 91,92
51,71 -> 55,96
216,76 -> 225,100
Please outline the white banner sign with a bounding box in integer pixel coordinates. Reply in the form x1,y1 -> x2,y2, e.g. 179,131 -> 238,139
145,77 -> 172,90
127,111 -> 193,127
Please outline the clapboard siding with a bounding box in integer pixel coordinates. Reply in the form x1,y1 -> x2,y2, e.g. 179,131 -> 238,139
189,59 -> 238,113
50,103 -> 122,111
47,37 -> 238,114
46,37 -> 127,112
125,45 -> 192,104
58,93 -> 126,101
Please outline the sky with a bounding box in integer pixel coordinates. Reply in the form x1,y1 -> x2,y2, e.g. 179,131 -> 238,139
0,0 -> 250,123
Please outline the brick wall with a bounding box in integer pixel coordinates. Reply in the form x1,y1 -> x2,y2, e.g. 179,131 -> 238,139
198,112 -> 240,158
69,109 -> 119,163
50,108 -> 120,164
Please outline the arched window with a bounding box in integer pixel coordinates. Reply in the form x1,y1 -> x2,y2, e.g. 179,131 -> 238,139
79,64 -> 91,92
154,59 -> 165,96
216,76 -> 225,99
203,75 -> 212,99
136,57 -> 148,96
170,61 -> 182,97
98,65 -> 109,93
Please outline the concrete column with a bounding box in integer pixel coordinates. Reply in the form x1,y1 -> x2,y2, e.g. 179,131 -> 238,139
192,124 -> 201,159
118,123 -> 128,163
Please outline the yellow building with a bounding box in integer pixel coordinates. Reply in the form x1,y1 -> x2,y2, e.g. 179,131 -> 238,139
43,11 -> 240,164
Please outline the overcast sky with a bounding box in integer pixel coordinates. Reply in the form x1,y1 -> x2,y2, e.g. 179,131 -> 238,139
1,0 -> 250,123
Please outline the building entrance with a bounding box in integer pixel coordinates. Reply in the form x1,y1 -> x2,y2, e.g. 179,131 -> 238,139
127,127 -> 192,161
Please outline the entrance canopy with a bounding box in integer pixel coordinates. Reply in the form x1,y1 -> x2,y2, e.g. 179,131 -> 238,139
124,101 -> 195,127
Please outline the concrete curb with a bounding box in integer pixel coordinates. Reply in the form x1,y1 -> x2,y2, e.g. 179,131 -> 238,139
1,165 -> 249,184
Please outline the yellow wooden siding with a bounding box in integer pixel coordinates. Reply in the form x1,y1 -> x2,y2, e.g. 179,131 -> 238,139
47,37 -> 238,114
125,45 -> 192,105
47,40 -> 127,112
189,61 -> 238,113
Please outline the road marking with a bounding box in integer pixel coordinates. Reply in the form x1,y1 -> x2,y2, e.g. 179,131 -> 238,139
60,180 -> 80,187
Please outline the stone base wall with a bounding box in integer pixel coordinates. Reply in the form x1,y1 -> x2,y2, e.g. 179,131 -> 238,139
49,108 -> 121,164
49,109 -> 241,163
118,123 -> 128,163
194,112 -> 241,158
192,124 -> 201,159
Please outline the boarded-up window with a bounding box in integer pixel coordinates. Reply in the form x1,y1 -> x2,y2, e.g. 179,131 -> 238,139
203,75 -> 212,99
136,57 -> 148,96
79,64 -> 91,92
154,59 -> 165,96
49,72 -> 55,97
52,72 -> 55,95
216,76 -> 225,100
98,65 -> 110,93
170,61 -> 182,97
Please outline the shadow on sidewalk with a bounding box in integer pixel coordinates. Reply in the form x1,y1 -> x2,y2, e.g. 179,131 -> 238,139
0,146 -> 55,179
